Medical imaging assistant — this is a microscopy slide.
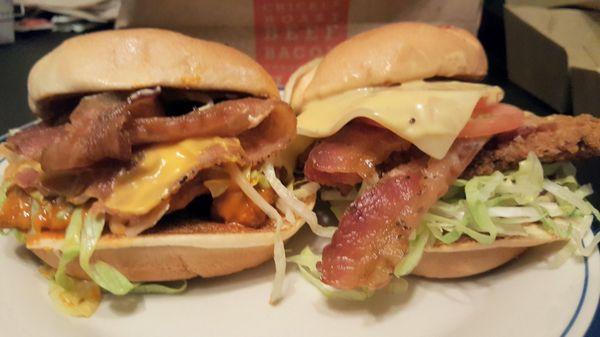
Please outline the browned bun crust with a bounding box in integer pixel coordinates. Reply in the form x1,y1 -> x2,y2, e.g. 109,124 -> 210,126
28,28 -> 279,120
412,229 -> 564,278
33,243 -> 275,282
27,217 -> 307,282
288,22 -> 488,109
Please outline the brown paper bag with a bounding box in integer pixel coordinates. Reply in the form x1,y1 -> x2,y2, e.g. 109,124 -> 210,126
117,0 -> 482,86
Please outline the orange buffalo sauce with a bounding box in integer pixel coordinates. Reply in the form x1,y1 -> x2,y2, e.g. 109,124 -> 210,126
211,185 -> 277,228
0,187 -> 72,232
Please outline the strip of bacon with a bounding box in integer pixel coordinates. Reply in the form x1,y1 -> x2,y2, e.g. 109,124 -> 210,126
304,122 -> 411,188
7,91 -> 292,173
40,93 -> 140,171
239,100 -> 297,163
319,138 -> 487,290
5,124 -> 65,162
129,98 -> 274,144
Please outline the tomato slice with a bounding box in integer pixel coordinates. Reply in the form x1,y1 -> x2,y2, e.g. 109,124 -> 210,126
355,117 -> 384,128
459,103 -> 525,138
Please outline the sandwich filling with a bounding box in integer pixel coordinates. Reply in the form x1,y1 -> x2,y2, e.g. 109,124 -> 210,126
1,88 -> 297,235
0,87 -> 328,313
291,80 -> 600,293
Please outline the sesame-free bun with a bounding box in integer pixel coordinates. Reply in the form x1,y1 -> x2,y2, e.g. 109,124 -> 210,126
27,191 -> 315,282
412,225 -> 563,279
287,22 -> 488,109
28,28 -> 279,120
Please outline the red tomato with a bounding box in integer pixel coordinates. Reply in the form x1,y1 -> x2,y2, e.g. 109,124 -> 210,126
470,98 -> 492,116
459,103 -> 524,138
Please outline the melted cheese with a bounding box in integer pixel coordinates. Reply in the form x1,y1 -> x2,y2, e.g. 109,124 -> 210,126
105,137 -> 241,216
297,81 -> 504,159
270,135 -> 313,176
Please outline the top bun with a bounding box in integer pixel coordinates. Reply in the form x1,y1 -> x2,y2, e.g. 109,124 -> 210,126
28,28 -> 279,119
289,22 -> 488,109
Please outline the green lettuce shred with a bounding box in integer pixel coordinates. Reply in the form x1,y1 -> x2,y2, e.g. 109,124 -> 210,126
78,209 -> 187,296
131,281 -> 187,294
48,205 -> 187,317
55,208 -> 84,289
421,153 -> 599,257
394,227 -> 430,277
79,211 -> 136,295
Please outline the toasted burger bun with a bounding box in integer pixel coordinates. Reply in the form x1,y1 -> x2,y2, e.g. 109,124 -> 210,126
287,22 -> 487,109
28,28 -> 279,120
412,224 -> 564,278
27,194 -> 316,282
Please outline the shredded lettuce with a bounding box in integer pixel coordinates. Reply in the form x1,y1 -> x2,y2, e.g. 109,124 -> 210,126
79,211 -> 136,295
47,205 -> 188,317
420,153 -> 599,255
394,227 -> 431,277
78,210 -> 188,296
55,208 -> 84,289
131,281 -> 187,294
226,164 -> 286,304
543,180 -> 600,220
288,247 -> 373,300
51,209 -> 103,317
263,163 -> 336,238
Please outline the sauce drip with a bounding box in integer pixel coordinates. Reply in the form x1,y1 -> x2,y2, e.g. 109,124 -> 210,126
0,187 -> 73,232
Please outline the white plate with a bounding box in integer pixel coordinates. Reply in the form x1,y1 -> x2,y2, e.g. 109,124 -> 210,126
0,163 -> 598,337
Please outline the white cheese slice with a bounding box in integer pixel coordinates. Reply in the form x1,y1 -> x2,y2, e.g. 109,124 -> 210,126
297,81 -> 504,159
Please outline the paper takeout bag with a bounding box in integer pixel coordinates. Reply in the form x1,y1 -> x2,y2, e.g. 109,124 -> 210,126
117,0 -> 483,86
505,2 -> 599,115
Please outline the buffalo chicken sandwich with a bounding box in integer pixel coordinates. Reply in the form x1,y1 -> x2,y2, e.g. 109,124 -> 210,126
285,22 -> 600,296
0,28 -> 323,314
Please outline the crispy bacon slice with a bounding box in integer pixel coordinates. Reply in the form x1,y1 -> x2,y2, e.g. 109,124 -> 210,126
7,90 -> 292,172
40,93 -> 136,172
38,89 -> 163,172
129,98 -> 274,144
239,100 -> 297,163
319,138 -> 487,290
304,122 -> 411,188
6,124 -> 65,162
41,165 -> 120,200
13,167 -> 41,189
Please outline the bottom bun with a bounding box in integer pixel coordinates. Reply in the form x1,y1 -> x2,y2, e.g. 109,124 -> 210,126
27,195 -> 315,282
32,242 -> 275,282
411,224 -> 564,279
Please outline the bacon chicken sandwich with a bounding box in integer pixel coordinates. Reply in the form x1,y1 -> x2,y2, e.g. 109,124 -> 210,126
0,28 -> 325,314
285,22 -> 600,295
